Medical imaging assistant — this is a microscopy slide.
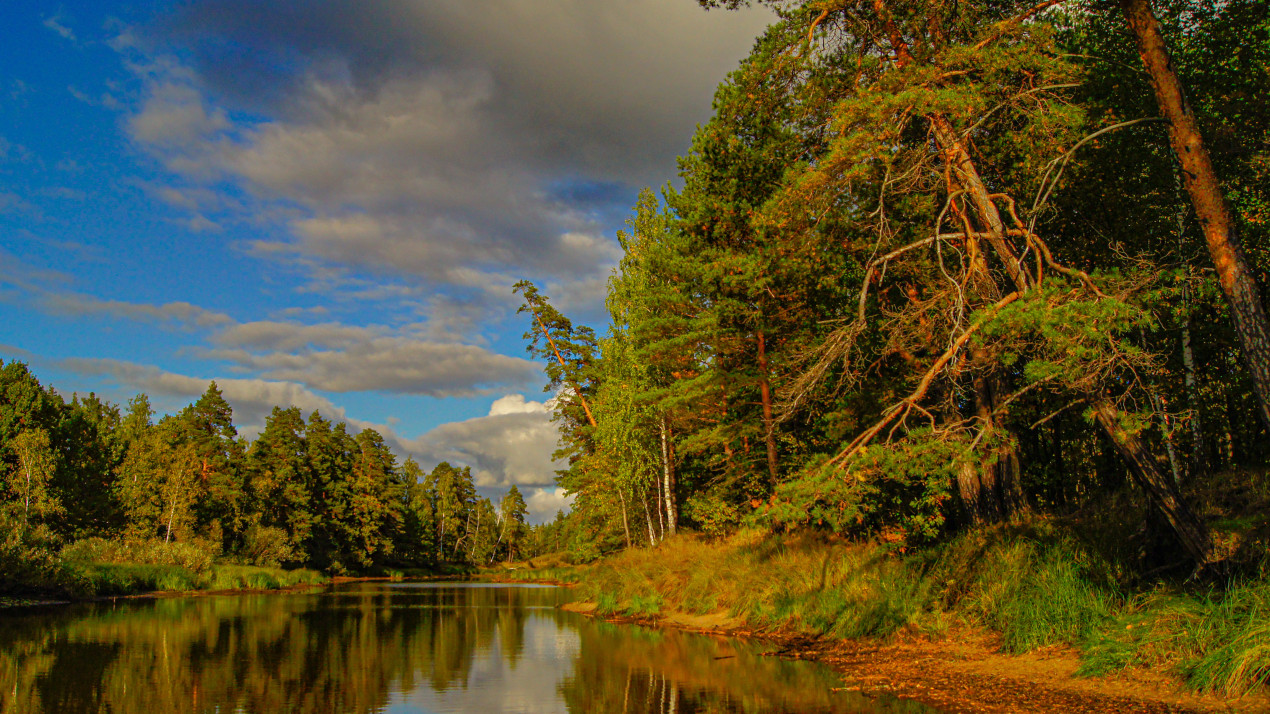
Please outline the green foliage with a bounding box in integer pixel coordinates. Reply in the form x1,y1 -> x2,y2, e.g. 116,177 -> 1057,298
61,537 -> 216,573
681,491 -> 741,538
766,431 -> 959,544
0,516 -> 82,597
238,523 -> 297,568
959,538 -> 1121,653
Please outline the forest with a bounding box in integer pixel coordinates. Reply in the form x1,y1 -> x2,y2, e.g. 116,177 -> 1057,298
515,0 -> 1270,575
0,361 -> 536,594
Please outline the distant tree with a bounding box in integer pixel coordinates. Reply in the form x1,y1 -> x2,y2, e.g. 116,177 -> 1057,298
5,428 -> 61,530
246,406 -> 314,558
496,485 -> 529,561
396,458 -> 436,565
426,462 -> 475,561
56,392 -> 124,537
175,382 -> 246,550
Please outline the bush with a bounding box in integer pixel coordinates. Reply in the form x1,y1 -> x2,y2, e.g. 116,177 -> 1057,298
238,524 -> 297,568
62,537 -> 215,573
0,520 -> 86,598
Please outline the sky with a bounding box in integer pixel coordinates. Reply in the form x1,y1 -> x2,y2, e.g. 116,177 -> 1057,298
0,0 -> 773,522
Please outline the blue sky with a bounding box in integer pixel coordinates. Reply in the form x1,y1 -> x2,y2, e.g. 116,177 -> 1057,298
0,0 -> 770,521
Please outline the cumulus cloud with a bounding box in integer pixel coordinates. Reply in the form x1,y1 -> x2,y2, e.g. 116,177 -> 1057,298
12,277 -> 537,398
202,318 -> 538,396
525,487 -> 575,523
408,393 -> 563,491
114,0 -> 771,302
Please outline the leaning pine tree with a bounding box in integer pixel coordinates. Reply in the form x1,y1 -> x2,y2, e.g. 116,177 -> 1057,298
698,0 -> 1214,565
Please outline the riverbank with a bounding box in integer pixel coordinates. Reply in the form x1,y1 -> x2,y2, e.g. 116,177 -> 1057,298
498,520 -> 1270,712
1,534 -> 484,604
562,600 -> 1255,713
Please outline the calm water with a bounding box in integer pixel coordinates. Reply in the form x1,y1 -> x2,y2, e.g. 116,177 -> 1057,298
0,582 -> 940,713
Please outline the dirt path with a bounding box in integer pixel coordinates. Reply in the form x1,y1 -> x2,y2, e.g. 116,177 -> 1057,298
563,602 -> 1270,714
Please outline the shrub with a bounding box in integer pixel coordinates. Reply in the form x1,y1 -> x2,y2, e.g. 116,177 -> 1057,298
238,524 -> 296,568
0,520 -> 85,598
62,538 -> 215,573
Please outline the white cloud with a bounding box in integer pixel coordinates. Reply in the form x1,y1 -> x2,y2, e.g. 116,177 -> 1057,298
128,79 -> 229,150
408,393 -> 563,490
55,357 -> 354,436
525,487 -> 575,524
488,394 -> 547,416
203,319 -> 539,396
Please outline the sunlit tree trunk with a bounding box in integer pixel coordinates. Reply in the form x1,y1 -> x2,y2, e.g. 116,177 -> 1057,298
659,417 -> 677,535
1123,0 -> 1270,434
643,492 -> 657,546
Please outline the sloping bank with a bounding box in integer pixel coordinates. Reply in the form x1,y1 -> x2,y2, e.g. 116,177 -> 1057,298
504,524 -> 1270,713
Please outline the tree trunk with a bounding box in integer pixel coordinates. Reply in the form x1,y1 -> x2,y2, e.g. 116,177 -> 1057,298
643,491 -> 657,546
1090,399 -> 1213,564
969,358 -> 1026,521
660,417 -> 678,535
757,331 -> 780,488
617,488 -> 632,549
930,96 -> 1207,561
1122,0 -> 1270,434
1181,316 -> 1207,478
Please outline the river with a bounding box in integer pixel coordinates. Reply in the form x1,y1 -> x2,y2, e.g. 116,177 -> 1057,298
0,582 -> 942,713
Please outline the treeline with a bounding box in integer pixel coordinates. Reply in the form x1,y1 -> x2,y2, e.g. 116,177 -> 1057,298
523,0 -> 1269,568
0,360 -> 530,576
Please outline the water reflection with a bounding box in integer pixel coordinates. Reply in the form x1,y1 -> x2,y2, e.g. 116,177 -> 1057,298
0,583 -> 940,713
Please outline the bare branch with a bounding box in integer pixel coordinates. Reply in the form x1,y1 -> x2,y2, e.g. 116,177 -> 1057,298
829,291 -> 1021,467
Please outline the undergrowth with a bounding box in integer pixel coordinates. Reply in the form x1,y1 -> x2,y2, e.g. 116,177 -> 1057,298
0,536 -> 329,600
514,510 -> 1270,696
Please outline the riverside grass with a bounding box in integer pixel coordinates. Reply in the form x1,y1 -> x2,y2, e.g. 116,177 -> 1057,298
509,523 -> 1270,697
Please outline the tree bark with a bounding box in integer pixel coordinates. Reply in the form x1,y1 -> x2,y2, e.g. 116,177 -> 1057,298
977,369 -> 1027,518
1090,399 -> 1213,564
1122,0 -> 1270,434
660,417 -> 678,535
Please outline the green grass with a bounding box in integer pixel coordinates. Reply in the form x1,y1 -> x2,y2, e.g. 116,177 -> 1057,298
542,520 -> 1270,697
74,562 -> 325,596
203,565 -> 326,591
